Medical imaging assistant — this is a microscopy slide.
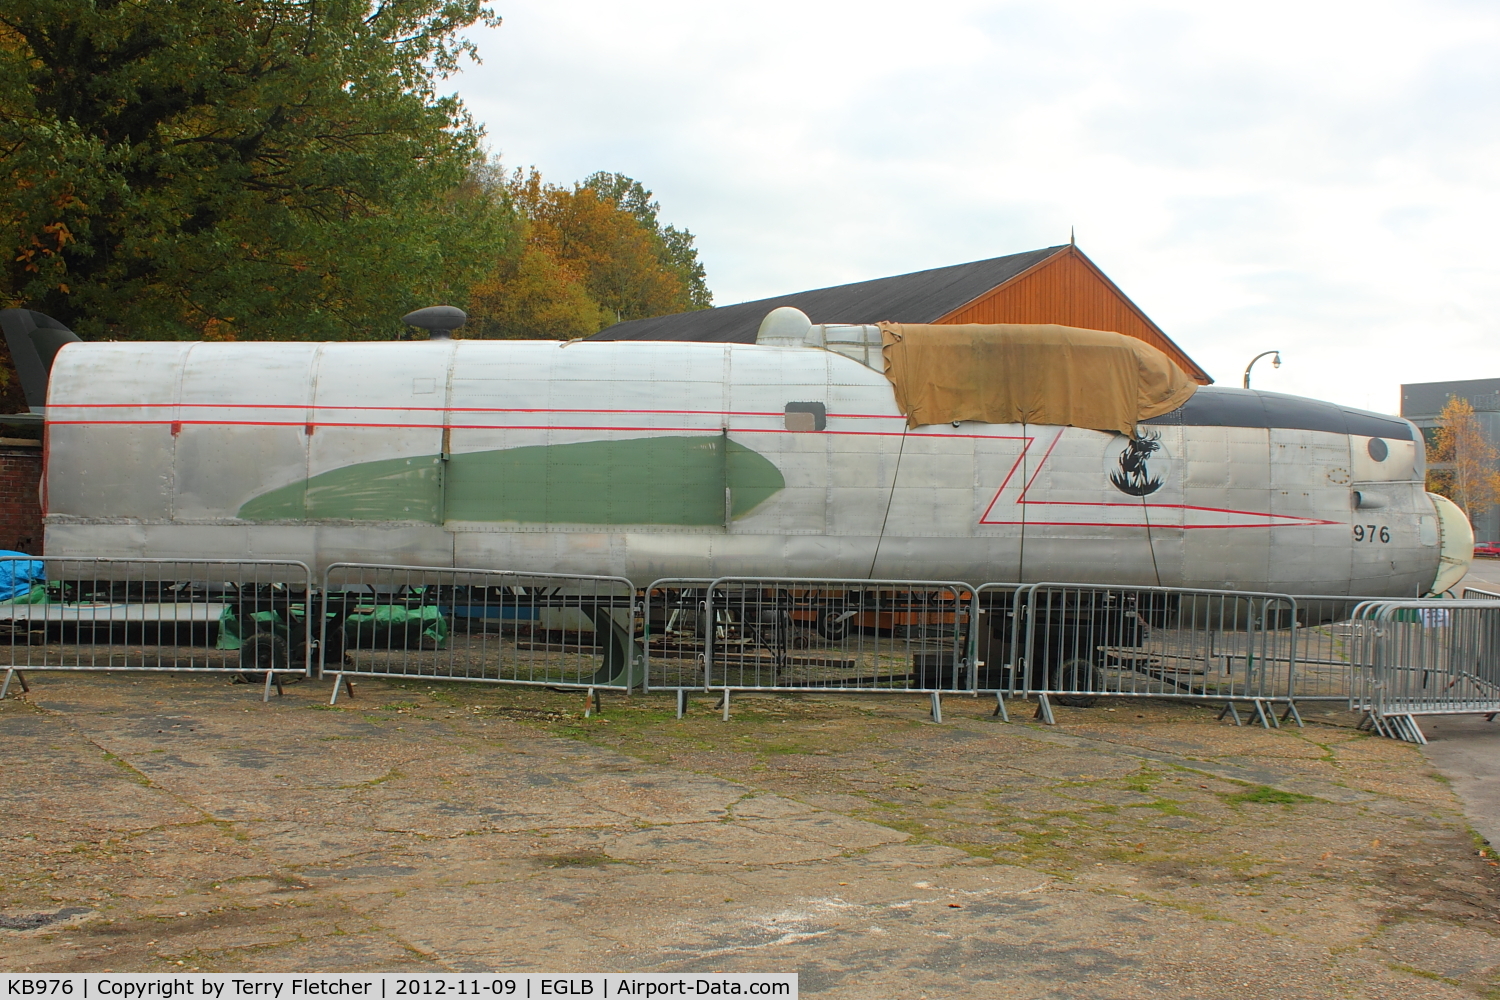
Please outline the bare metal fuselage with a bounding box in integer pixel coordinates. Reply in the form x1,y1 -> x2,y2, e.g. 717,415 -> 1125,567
42,338 -> 1449,596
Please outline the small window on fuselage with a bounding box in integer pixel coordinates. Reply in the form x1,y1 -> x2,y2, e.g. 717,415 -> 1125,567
785,402 -> 827,432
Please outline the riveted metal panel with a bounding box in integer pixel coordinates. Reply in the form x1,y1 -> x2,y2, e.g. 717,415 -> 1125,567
47,342 -> 194,520
172,342 -> 318,521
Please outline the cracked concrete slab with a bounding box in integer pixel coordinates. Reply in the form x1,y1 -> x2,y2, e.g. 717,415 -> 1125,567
3,673 -> 1499,998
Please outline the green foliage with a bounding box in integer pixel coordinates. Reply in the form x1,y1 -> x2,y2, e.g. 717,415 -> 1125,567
0,0 -> 510,340
467,166 -> 710,339
1227,785 -> 1314,805
580,170 -> 712,312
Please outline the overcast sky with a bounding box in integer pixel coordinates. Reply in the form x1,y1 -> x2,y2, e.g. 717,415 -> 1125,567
452,0 -> 1500,414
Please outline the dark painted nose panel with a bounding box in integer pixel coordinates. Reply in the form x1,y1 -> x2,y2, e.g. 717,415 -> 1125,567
1147,386 -> 1413,440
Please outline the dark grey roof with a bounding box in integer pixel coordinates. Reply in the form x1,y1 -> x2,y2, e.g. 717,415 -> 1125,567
588,246 -> 1069,343
1401,378 -> 1500,418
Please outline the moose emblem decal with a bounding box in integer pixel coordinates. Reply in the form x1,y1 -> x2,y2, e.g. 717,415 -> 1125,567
1108,430 -> 1167,497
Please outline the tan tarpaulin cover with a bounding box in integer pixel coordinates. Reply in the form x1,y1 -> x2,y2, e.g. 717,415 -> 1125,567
879,322 -> 1197,435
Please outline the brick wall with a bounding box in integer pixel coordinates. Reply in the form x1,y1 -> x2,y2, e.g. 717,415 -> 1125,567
0,444 -> 43,554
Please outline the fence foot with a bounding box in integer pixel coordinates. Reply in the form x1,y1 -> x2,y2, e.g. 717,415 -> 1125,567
992,693 -> 1010,722
676,689 -> 687,719
1281,701 -> 1304,728
1252,699 -> 1276,730
259,671 -> 288,702
930,691 -> 943,724
1357,711 -> 1375,731
1033,694 -> 1056,726
261,670 -> 286,703
1371,713 -> 1428,745
1397,714 -> 1428,745
0,669 -> 12,700
1487,712 -> 1497,723
584,687 -> 602,718
329,672 -> 355,705
1217,702 -> 1243,726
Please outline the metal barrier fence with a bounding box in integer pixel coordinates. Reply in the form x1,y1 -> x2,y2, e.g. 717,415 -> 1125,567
641,579 -> 714,695
0,557 -> 314,701
986,583 -> 1301,725
1284,595 -> 1383,704
11,554 -> 1494,740
320,563 -> 638,703
642,577 -> 978,720
1345,599 -> 1500,742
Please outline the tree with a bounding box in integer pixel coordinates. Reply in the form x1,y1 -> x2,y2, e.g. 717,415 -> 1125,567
0,0 -> 510,341
466,243 -> 610,340
468,166 -> 710,339
582,171 -> 711,310
1427,396 -> 1500,520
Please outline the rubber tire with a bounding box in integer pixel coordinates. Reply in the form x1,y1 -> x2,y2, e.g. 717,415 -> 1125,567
239,631 -> 290,684
817,610 -> 850,641
1053,657 -> 1101,708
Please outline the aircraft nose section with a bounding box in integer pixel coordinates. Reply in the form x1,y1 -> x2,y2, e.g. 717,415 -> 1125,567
1426,492 -> 1474,596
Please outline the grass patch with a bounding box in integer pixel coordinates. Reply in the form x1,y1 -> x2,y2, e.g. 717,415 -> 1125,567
1120,768 -> 1162,794
100,749 -> 151,787
1128,798 -> 1197,817
1386,962 -> 1462,987
1227,786 -> 1315,806
538,851 -> 615,868
338,768 -> 404,790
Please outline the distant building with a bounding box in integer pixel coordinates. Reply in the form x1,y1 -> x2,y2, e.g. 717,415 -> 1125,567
1401,377 -> 1500,542
588,244 -> 1213,385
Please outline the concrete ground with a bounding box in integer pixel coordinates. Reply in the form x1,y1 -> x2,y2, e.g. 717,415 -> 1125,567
1456,557 -> 1500,594
4,673 -> 1500,998
1423,716 -> 1500,850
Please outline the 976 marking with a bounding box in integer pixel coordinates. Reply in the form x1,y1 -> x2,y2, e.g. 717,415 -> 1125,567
1353,524 -> 1390,543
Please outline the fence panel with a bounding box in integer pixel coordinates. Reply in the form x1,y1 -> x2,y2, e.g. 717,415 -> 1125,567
1352,600 -> 1500,720
1462,587 -> 1500,600
0,557 -> 314,697
321,564 -> 639,696
974,584 -> 1026,696
1283,596 -> 1384,704
695,578 -> 979,694
640,579 -> 716,692
1011,583 -> 1299,706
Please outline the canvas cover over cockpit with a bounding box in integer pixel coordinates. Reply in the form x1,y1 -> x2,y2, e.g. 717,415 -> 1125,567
878,322 -> 1198,435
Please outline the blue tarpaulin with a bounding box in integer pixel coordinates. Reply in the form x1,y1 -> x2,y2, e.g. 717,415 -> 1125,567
0,551 -> 45,601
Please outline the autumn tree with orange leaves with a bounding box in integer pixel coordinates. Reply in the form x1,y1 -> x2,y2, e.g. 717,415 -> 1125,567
467,168 -> 710,340
1427,396 -> 1500,521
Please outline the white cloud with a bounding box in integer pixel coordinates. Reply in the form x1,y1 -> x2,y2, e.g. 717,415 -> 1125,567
452,0 -> 1500,412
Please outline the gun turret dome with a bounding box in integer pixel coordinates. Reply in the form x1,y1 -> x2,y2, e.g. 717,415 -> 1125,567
401,306 -> 467,340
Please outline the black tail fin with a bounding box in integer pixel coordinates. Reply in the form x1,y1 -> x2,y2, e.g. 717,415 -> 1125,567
0,309 -> 81,412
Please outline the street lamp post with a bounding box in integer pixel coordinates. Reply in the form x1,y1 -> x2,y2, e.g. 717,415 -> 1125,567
1243,350 -> 1282,389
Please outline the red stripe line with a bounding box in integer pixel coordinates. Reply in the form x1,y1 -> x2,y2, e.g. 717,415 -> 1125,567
45,418 -> 1030,442
1018,428 -> 1066,500
49,401 -> 916,420
1029,500 -> 1341,522
982,520 -> 1330,529
979,439 -> 1036,523
52,402 -> 774,416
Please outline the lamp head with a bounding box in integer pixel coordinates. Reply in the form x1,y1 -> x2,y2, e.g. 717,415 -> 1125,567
1272,352 -> 1281,369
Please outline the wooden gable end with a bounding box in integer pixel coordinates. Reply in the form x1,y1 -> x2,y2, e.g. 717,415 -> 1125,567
932,246 -> 1212,384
